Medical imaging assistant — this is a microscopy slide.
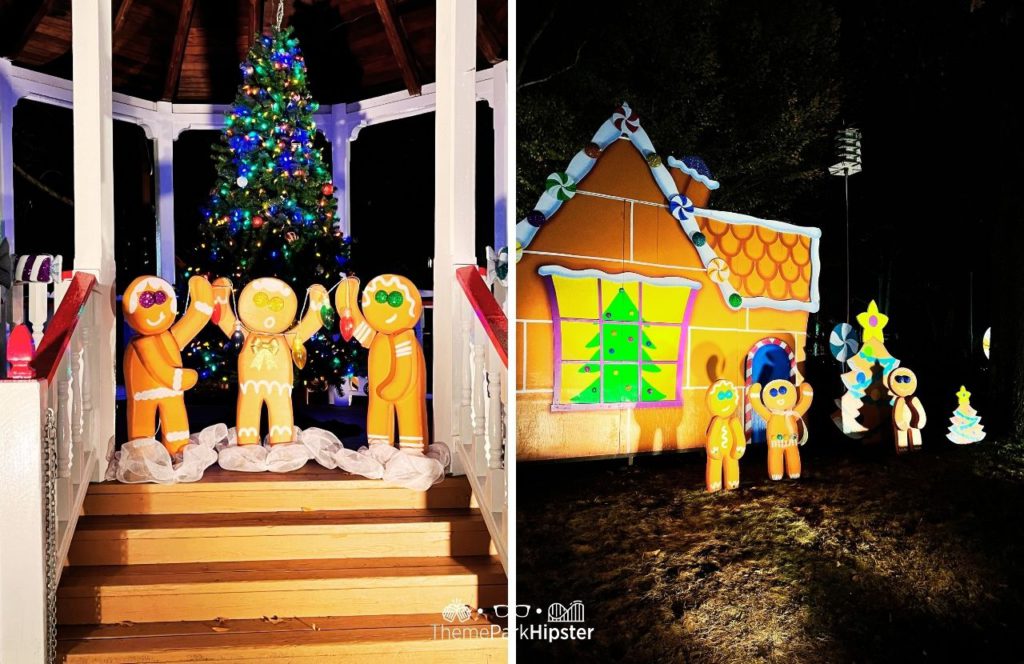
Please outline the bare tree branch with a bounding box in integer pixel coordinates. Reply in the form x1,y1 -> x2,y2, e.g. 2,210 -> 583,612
14,163 -> 74,207
517,1 -> 560,88
519,41 -> 586,91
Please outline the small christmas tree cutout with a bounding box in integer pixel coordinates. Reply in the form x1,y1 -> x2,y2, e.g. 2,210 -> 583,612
571,286 -> 665,404
947,385 -> 985,444
833,300 -> 900,436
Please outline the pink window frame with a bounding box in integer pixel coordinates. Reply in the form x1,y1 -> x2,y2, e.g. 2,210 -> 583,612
543,274 -> 699,412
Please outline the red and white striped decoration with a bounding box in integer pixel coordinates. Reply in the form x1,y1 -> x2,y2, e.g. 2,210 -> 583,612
744,337 -> 796,442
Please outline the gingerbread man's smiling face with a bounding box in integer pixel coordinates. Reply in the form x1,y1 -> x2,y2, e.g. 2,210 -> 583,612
238,278 -> 298,333
362,274 -> 422,335
762,379 -> 799,411
123,276 -> 178,335
887,367 -> 918,398
706,379 -> 739,417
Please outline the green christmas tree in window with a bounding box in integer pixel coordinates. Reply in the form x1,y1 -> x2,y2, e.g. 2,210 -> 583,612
571,287 -> 666,404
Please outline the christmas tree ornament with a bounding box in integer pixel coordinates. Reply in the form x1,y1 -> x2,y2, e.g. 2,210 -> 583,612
237,176 -> 249,188
122,275 -> 214,456
321,183 -> 334,196
885,367 -> 926,453
252,216 -> 264,229
947,385 -> 984,444
749,379 -> 813,480
704,380 -> 746,492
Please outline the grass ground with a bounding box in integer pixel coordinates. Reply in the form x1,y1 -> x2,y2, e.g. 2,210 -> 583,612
517,437 -> 1024,663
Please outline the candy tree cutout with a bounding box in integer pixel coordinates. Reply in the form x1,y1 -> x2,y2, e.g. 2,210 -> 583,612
947,385 -> 985,445
571,287 -> 666,404
834,300 -> 900,437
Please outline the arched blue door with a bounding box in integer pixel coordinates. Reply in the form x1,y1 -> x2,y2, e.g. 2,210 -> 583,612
747,343 -> 793,444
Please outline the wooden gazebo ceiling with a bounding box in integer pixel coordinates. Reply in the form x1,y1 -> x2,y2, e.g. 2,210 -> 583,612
0,0 -> 507,104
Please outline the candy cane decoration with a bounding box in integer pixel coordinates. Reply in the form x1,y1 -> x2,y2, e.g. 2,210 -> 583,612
744,337 -> 796,442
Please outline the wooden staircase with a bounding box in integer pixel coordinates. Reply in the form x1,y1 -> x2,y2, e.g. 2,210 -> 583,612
56,466 -> 508,663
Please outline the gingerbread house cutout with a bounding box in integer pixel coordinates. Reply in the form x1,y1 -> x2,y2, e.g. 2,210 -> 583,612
516,103 -> 822,461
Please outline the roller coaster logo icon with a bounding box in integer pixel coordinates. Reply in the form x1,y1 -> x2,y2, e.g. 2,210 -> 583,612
547,600 -> 585,623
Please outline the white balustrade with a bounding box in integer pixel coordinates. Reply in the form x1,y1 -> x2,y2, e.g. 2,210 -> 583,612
0,271 -> 100,662
452,266 -> 508,571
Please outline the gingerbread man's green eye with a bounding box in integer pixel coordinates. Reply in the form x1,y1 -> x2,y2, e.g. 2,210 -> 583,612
374,290 -> 388,304
387,291 -> 404,308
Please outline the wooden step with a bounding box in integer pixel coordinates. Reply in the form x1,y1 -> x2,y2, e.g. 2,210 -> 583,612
83,467 -> 475,515
67,509 -> 495,566
58,556 -> 507,624
58,613 -> 508,663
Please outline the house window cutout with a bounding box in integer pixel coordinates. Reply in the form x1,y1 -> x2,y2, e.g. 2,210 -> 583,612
539,266 -> 700,411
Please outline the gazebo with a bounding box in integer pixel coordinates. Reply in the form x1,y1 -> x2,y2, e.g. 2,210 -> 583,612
0,1 -> 509,661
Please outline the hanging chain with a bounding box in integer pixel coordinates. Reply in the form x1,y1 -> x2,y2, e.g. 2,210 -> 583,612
43,407 -> 59,663
275,0 -> 285,30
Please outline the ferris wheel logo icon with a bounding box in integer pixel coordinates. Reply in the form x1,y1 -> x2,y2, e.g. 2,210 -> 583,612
547,600 -> 585,623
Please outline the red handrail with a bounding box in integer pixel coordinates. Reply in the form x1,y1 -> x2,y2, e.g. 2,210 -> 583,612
455,266 -> 507,368
29,272 -> 97,384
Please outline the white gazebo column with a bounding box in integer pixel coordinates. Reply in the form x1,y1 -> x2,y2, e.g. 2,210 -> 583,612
153,103 -> 176,283
72,0 -> 116,480
0,59 -> 16,247
433,0 -> 477,457
492,61 -> 508,250
329,103 -> 353,237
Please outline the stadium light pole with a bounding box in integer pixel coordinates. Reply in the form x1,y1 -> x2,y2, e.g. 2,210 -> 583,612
829,127 -> 862,323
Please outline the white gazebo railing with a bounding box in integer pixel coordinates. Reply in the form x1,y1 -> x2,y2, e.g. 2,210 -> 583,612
453,265 -> 508,571
0,271 -> 103,662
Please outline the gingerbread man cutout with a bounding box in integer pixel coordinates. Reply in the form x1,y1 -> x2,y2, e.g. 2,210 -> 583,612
749,378 -> 813,480
212,277 -> 328,445
704,379 -> 746,492
886,366 -> 925,453
335,274 -> 428,453
123,275 -> 213,455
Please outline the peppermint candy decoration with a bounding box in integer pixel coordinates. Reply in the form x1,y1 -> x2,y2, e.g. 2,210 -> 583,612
668,194 -> 694,222
829,323 -> 860,363
706,257 -> 731,284
612,104 -> 640,133
545,172 -> 577,202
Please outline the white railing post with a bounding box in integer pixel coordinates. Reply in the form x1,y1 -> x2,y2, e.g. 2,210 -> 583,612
72,0 -> 116,481
153,105 -> 177,284
0,59 -> 16,247
0,381 -> 49,663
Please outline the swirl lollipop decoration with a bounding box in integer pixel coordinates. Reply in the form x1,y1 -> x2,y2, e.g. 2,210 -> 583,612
612,104 -> 640,133
706,257 -> 731,284
545,172 -> 578,202
669,194 -> 694,222
829,323 -> 860,362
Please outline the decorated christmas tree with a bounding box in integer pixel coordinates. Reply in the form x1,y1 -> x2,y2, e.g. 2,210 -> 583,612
833,300 -> 900,436
182,26 -> 357,390
572,287 -> 665,404
947,385 -> 985,444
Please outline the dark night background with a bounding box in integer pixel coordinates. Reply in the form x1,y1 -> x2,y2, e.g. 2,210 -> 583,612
516,2 -> 1024,662
518,0 -> 1024,439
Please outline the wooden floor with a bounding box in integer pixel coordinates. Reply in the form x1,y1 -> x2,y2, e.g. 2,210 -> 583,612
58,466 -> 507,663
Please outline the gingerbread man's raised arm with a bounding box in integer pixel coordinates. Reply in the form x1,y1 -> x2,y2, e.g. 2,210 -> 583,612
291,284 -> 329,344
748,383 -> 771,420
171,276 -> 214,349
211,277 -> 242,340
335,277 -> 376,349
794,383 -> 814,417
